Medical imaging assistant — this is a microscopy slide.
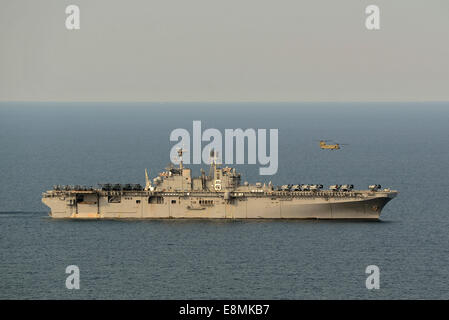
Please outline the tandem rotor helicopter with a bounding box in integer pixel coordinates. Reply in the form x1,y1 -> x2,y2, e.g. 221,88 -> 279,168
318,140 -> 348,150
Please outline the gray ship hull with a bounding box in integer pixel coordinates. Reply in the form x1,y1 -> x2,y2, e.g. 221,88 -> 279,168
42,190 -> 396,220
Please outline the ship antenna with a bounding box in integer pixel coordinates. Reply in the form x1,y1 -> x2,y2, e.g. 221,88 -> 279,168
208,148 -> 220,178
144,168 -> 152,191
177,147 -> 188,170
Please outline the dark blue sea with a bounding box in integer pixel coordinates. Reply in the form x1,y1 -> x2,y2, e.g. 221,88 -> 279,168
0,102 -> 448,299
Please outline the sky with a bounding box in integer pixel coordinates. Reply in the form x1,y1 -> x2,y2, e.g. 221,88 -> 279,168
0,0 -> 448,102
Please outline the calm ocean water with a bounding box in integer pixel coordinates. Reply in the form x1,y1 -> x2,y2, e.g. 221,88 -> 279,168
0,102 -> 448,299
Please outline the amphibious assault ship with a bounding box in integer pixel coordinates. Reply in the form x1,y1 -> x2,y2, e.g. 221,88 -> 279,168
42,150 -> 397,219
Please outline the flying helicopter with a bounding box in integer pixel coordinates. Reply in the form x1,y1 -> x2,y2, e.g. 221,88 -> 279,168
319,140 -> 348,150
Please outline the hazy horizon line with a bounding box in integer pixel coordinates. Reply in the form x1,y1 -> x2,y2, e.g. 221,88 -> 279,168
1,100 -> 449,104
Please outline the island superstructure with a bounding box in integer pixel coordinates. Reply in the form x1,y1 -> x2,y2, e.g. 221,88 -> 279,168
42,150 -> 397,219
